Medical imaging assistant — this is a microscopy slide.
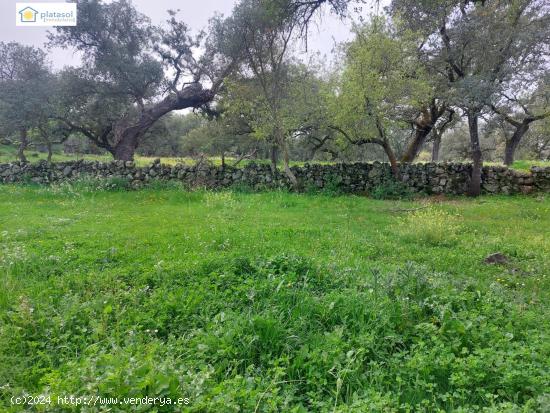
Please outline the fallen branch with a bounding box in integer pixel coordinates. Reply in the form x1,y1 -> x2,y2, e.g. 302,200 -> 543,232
232,149 -> 258,167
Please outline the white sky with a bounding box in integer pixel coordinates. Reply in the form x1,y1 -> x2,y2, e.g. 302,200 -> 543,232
0,0 -> 382,70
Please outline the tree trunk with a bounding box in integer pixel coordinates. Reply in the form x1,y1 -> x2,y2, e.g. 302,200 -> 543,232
46,141 -> 53,163
18,129 -> 28,162
382,141 -> 401,179
273,127 -> 298,186
467,111 -> 482,197
281,139 -> 298,186
504,123 -> 529,166
113,141 -> 137,161
432,133 -> 441,162
401,103 -> 444,163
401,126 -> 432,163
221,151 -> 225,168
113,128 -> 142,161
270,144 -> 278,173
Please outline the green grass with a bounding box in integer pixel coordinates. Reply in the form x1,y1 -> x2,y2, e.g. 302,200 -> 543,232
507,160 -> 550,171
0,144 -> 323,167
3,144 -> 549,170
484,160 -> 550,171
0,145 -> 188,166
1,184 -> 549,411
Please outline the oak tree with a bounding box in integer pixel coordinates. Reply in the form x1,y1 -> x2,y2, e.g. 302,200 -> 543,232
48,0 -> 241,161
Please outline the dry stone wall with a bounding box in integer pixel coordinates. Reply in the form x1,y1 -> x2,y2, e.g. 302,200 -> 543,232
1,159 -> 549,195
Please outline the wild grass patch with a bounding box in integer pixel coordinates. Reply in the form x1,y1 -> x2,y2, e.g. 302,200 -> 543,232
0,187 -> 548,412
1,254 -> 548,411
396,206 -> 464,247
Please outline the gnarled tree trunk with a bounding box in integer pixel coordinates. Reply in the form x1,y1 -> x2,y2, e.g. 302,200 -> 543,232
113,128 -> 143,161
107,84 -> 216,161
490,104 -> 549,167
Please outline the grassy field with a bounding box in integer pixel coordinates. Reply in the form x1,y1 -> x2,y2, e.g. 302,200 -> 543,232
1,183 -> 549,411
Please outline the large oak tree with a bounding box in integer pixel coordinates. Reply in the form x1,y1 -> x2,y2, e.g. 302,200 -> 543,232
48,0 -> 242,161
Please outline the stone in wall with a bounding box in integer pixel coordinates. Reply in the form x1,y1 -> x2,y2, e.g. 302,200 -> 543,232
531,166 -> 550,192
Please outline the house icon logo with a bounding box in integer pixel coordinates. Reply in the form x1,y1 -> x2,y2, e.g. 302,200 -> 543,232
19,6 -> 38,22
16,3 -> 77,27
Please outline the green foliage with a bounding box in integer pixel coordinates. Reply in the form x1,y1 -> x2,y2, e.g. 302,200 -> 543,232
138,113 -> 205,157
181,116 -> 261,159
0,187 -> 549,411
0,42 -> 56,152
332,18 -> 431,151
224,63 -> 327,156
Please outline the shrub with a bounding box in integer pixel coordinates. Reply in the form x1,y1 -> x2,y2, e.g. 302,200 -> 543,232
370,179 -> 415,200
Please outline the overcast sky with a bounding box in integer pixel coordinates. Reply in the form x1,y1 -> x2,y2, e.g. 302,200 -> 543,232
0,0 -> 376,70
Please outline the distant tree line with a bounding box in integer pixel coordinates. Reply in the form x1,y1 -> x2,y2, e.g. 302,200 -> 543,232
0,0 -> 549,195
